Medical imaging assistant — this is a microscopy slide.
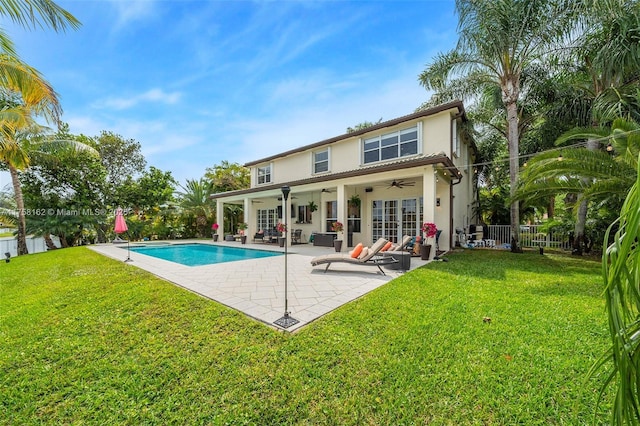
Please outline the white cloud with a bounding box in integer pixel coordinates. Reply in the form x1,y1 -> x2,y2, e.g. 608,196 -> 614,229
93,88 -> 182,110
108,0 -> 159,30
231,66 -> 431,164
65,115 -> 108,137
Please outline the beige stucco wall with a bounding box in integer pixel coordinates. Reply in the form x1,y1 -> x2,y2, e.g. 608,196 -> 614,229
251,108 -> 459,187
226,104 -> 477,256
422,111 -> 453,158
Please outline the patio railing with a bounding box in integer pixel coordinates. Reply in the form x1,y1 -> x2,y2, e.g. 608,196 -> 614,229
485,225 -> 570,249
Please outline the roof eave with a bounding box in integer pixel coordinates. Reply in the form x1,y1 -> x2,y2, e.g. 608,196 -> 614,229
212,153 -> 460,200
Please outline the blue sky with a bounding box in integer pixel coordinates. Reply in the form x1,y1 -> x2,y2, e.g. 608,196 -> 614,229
3,0 -> 458,187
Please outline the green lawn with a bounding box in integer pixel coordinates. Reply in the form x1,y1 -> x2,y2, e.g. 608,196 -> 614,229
0,247 -> 611,424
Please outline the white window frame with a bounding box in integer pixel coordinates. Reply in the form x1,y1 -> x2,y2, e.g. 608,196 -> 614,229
361,125 -> 419,165
257,208 -> 277,231
313,148 -> 330,175
257,163 -> 272,185
325,201 -> 337,233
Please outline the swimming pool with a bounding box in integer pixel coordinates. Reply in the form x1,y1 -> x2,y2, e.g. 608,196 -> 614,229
127,243 -> 282,267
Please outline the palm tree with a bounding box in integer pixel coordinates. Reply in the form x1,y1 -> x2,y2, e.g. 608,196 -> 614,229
550,0 -> 640,254
419,0 -> 571,252
2,123 -> 97,254
515,118 -> 640,222
0,1 -> 80,254
176,179 -> 215,238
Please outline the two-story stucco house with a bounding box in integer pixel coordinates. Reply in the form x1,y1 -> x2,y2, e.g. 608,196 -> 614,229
211,100 -> 476,259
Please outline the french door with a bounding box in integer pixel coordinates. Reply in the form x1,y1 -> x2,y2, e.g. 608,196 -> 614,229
372,198 -> 421,243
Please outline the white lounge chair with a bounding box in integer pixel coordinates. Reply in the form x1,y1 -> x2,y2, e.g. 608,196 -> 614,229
310,238 -> 398,275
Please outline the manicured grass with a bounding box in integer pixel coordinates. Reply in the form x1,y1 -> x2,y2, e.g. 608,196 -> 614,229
0,247 -> 611,424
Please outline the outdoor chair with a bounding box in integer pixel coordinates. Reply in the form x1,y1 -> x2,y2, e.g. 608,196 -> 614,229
292,229 -> 303,244
263,229 -> 278,243
310,238 -> 398,275
253,231 -> 265,243
405,235 -> 423,256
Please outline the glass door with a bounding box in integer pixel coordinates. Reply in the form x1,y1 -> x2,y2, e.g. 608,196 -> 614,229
372,200 -> 383,242
383,200 -> 399,243
372,200 -> 399,243
372,198 -> 420,243
401,199 -> 418,239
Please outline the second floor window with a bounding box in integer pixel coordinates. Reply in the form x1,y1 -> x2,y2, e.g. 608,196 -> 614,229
363,126 -> 418,164
257,164 -> 271,184
314,149 -> 329,174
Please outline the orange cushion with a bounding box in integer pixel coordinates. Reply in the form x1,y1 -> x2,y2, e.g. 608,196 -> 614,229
350,243 -> 364,258
381,241 -> 393,252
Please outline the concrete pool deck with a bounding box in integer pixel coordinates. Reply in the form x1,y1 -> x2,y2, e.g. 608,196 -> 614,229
89,240 -> 430,332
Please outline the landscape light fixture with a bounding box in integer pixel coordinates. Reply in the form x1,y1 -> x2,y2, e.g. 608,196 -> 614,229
607,143 -> 614,153
4,252 -> 10,263
125,238 -> 132,262
274,185 -> 299,329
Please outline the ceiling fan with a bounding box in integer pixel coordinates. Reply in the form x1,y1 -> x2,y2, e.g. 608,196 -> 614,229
387,179 -> 415,189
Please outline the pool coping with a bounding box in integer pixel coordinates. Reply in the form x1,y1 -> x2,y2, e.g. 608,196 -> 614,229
90,240 -> 429,332
127,242 -> 283,266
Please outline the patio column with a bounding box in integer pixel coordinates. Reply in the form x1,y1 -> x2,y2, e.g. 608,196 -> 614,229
216,199 -> 224,238
336,183 -> 346,246
243,197 -> 251,236
422,167 -> 437,259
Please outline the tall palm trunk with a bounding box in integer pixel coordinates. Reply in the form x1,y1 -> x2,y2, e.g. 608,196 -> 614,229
43,233 -> 57,250
572,138 -> 599,255
504,85 -> 522,253
8,165 -> 28,255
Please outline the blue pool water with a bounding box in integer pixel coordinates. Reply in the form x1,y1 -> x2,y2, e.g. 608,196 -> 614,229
127,243 -> 282,266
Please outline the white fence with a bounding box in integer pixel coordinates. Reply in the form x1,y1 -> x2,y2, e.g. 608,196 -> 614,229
484,225 -> 569,249
0,235 -> 61,257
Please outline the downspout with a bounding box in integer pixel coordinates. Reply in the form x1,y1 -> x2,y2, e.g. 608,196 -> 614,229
450,171 -> 463,252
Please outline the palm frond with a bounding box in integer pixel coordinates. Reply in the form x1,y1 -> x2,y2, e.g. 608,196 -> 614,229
555,126 -> 611,146
594,153 -> 640,424
0,54 -> 61,122
0,0 -> 80,32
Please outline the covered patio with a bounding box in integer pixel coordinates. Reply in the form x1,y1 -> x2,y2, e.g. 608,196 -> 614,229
211,154 -> 465,259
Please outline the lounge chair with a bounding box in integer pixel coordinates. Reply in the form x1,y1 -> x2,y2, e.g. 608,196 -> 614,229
253,231 -> 265,243
310,238 -> 398,275
398,235 -> 412,250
